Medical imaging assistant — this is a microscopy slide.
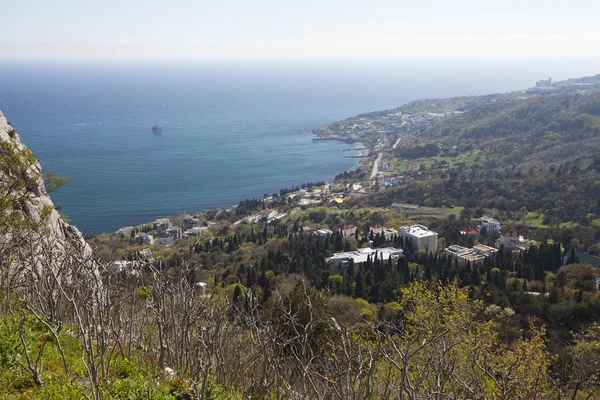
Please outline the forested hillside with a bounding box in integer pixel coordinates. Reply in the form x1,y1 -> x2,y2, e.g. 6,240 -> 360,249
371,91 -> 600,227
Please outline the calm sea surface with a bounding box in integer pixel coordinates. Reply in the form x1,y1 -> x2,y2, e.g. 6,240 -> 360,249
1,60 -> 598,234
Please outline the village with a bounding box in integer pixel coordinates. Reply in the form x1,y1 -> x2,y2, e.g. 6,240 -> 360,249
108,186 -> 547,279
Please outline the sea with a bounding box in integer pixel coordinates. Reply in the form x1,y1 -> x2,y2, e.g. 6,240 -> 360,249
1,59 -> 599,234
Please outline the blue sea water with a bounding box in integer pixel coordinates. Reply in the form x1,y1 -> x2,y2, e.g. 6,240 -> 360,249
1,60 -> 599,234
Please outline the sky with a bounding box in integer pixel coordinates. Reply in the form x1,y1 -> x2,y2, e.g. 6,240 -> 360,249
2,0 -> 600,61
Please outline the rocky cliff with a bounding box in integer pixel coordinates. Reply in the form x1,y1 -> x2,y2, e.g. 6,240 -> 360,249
0,110 -> 96,282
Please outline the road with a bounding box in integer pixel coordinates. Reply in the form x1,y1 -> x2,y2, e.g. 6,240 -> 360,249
392,136 -> 402,149
371,152 -> 383,179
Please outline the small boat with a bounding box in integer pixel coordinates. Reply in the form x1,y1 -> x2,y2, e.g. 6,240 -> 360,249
152,124 -> 162,133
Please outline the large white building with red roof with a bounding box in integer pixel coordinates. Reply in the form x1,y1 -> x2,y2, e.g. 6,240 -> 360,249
501,231 -> 523,249
340,224 -> 357,237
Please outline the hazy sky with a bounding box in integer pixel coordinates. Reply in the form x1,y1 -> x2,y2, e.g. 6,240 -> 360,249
2,0 -> 600,61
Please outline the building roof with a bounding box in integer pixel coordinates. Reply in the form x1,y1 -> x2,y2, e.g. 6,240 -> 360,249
502,231 -> 519,237
481,216 -> 500,224
342,224 -> 357,230
445,245 -> 471,256
402,225 -> 437,238
327,247 -> 404,265
472,244 -> 498,253
460,225 -> 480,235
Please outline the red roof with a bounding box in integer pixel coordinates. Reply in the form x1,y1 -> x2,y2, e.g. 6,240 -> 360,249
259,209 -> 273,216
460,226 -> 480,235
502,231 -> 519,237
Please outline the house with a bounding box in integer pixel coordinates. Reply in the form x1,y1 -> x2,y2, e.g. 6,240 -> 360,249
500,231 -> 522,249
184,226 -> 203,237
370,224 -> 385,236
259,209 -> 277,222
445,245 -> 496,265
154,218 -> 172,230
166,226 -> 183,240
107,260 -> 141,278
472,244 -> 498,257
116,226 -> 134,237
401,225 -> 438,253
480,217 -> 501,234
326,247 -> 404,272
340,224 -> 357,237
156,236 -> 174,246
135,233 -> 154,245
314,229 -> 333,237
460,225 -> 480,237
383,228 -> 399,240
183,218 -> 200,228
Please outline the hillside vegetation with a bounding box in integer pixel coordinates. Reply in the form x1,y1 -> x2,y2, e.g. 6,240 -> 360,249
370,91 -> 600,227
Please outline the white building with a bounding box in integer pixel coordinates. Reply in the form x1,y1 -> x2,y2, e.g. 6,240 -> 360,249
472,244 -> 498,257
500,231 -> 524,249
184,218 -> 200,228
383,228 -> 399,240
184,226 -> 203,237
400,225 -> 438,253
314,229 -> 333,237
327,247 -> 404,272
370,224 -> 385,235
135,233 -> 154,245
156,236 -> 174,246
480,217 -> 501,234
340,224 -> 357,237
154,218 -> 172,230
445,245 -> 483,265
259,209 -> 277,222
166,226 -> 183,240
106,260 -> 141,278
445,244 -> 498,265
116,226 -> 134,237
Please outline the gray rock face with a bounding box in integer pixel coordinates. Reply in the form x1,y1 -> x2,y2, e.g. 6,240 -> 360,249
0,110 -> 96,278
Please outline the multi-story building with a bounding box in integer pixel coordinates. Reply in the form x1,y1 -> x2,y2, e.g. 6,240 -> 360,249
327,247 -> 404,272
480,217 -> 501,234
400,224 -> 438,253
445,244 -> 498,265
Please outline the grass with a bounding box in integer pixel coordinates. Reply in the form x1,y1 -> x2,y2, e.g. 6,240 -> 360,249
523,212 -> 550,229
0,311 -> 237,399
404,206 -> 464,219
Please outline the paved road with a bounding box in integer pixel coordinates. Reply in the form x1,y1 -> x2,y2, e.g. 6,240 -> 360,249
392,136 -> 402,149
371,152 -> 383,179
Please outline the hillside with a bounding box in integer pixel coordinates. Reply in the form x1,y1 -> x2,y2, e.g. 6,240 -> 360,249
408,91 -> 600,165
3,82 -> 600,398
